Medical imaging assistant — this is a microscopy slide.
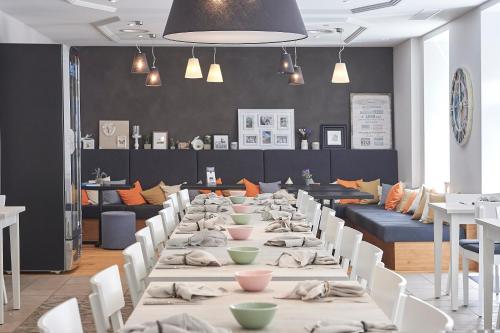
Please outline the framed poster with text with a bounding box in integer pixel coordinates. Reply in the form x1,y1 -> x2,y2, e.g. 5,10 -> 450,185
350,93 -> 392,150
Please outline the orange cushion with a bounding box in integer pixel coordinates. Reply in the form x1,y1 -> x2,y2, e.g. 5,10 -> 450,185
337,179 -> 363,189
81,190 -> 89,206
238,178 -> 260,197
385,182 -> 404,211
401,192 -> 418,213
117,181 -> 146,206
200,178 -> 223,196
339,199 -> 361,205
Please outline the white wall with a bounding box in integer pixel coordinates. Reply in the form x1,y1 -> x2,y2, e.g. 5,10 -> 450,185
0,9 -> 53,44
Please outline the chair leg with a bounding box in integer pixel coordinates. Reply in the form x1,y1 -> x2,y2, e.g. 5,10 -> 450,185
446,263 -> 451,296
497,303 -> 500,329
2,276 -> 6,305
495,265 -> 499,295
462,255 -> 469,306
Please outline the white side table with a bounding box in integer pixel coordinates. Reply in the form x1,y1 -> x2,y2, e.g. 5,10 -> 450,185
430,202 -> 475,311
0,207 -> 24,324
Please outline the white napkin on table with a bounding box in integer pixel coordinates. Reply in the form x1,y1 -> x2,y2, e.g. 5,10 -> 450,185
159,249 -> 222,267
304,319 -> 397,333
146,283 -> 226,301
277,280 -> 365,300
120,313 -> 230,333
167,230 -> 227,248
265,220 -> 311,233
270,250 -> 337,268
265,235 -> 323,248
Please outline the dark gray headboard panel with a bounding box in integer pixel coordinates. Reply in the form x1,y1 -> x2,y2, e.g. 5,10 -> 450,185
330,150 -> 398,184
81,150 -> 130,183
130,150 -> 198,188
264,150 -> 331,184
197,151 -> 264,184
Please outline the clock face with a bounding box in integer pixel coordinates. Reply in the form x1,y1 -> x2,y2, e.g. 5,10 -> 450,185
450,68 -> 473,146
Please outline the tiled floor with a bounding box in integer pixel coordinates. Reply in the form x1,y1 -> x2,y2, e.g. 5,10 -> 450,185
0,271 -> 496,332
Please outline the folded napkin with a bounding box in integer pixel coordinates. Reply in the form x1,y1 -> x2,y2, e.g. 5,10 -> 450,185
120,313 -> 229,333
205,197 -> 231,206
277,280 -> 365,301
265,235 -> 323,248
167,230 -> 227,248
304,319 -> 397,333
177,216 -> 226,233
269,203 -> 297,213
159,249 -> 222,267
146,283 -> 226,301
186,205 -> 228,214
256,193 -> 274,200
262,210 -> 291,221
181,212 -> 219,223
273,189 -> 296,201
271,250 -> 337,268
265,220 -> 311,233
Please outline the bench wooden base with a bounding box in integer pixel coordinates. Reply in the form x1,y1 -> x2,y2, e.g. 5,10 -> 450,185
82,218 -> 146,243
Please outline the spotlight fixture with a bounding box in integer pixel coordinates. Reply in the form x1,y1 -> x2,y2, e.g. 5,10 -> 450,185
120,28 -> 149,33
288,47 -> 304,86
185,46 -> 203,79
332,28 -> 350,84
207,48 -> 223,83
127,20 -> 143,27
145,47 -> 162,87
131,44 -> 150,74
163,0 -> 307,44
278,47 -> 294,75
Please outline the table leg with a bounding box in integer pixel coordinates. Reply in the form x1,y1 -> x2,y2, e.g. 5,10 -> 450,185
478,225 -> 484,317
0,229 -> 3,324
9,218 -> 20,310
481,230 -> 494,330
450,216 -> 459,311
434,212 -> 444,298
97,191 -> 103,247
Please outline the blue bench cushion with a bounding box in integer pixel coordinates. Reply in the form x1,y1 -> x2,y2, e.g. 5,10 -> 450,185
459,239 -> 500,254
342,204 -> 455,243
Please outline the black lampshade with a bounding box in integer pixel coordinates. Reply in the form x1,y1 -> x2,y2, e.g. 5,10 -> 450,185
145,67 -> 162,87
278,51 -> 295,75
131,51 -> 150,74
163,0 -> 307,44
289,66 -> 304,85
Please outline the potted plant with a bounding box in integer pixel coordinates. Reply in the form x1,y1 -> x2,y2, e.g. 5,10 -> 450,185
298,128 -> 312,150
302,169 -> 315,185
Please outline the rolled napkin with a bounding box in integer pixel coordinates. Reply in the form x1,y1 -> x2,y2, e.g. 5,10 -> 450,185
167,230 -> 227,248
177,216 -> 226,233
120,313 -> 230,333
304,319 -> 397,333
271,250 -> 337,268
265,220 -> 311,233
146,283 -> 226,301
265,235 -> 323,248
159,249 -> 222,267
277,280 -> 365,301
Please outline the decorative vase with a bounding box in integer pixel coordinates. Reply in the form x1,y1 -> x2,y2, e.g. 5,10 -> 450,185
144,144 -> 151,150
301,140 -> 309,150
203,143 -> 211,150
312,142 -> 320,150
305,178 -> 314,185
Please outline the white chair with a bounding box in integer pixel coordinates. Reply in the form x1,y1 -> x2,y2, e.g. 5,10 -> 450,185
178,189 -> 191,215
145,215 -> 167,252
321,212 -> 344,256
318,206 -> 335,237
371,263 -> 407,323
135,227 -> 157,271
396,294 -> 454,333
307,201 -> 321,236
123,242 -> 148,307
89,265 -> 125,333
296,189 -> 308,213
350,241 -> 383,291
335,226 -> 362,271
159,206 -> 176,239
38,298 -> 83,333
168,193 -> 181,223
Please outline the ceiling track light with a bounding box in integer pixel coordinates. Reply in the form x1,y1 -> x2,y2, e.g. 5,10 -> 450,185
332,28 -> 350,84
145,46 -> 162,87
288,46 -> 304,86
278,46 -> 294,75
207,47 -> 223,83
131,44 -> 150,74
185,45 -> 203,79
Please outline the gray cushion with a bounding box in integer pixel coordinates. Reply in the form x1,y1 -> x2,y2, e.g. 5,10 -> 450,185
259,181 -> 281,193
459,239 -> 500,254
378,183 -> 392,206
102,179 -> 126,205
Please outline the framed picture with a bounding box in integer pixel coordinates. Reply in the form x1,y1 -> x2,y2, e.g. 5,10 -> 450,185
320,125 -> 347,149
238,109 -> 295,150
82,138 -> 95,150
99,120 -> 129,149
153,131 -> 168,150
116,135 -> 128,149
213,134 -> 229,150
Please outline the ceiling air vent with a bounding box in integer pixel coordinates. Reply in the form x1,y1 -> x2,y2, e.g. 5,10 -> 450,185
351,0 -> 402,14
345,27 -> 367,44
409,9 -> 442,20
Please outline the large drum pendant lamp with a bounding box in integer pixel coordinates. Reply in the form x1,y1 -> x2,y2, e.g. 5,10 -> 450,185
163,0 -> 308,44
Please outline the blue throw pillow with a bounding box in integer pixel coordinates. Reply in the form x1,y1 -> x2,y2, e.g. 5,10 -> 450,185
378,183 -> 393,206
102,179 -> 126,205
259,181 -> 282,193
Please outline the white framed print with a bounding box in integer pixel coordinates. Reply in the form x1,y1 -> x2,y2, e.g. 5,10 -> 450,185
153,131 -> 168,150
116,135 -> 128,149
213,134 -> 229,150
238,109 -> 295,150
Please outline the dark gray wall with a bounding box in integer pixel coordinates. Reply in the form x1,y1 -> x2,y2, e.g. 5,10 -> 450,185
78,46 -> 393,145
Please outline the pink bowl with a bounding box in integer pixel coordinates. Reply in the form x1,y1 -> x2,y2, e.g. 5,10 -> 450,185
227,226 -> 254,240
233,204 -> 254,214
235,270 -> 273,292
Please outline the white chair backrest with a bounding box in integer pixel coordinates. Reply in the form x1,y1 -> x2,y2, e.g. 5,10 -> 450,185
309,202 -> 322,236
350,241 -> 383,290
445,193 -> 481,205
371,263 -> 407,323
168,193 -> 181,222
89,265 -> 125,333
396,294 -> 454,333
304,196 -> 315,222
475,201 -> 500,219
319,206 -> 335,233
0,195 -> 5,207
322,213 -> 344,255
38,298 -> 83,333
297,190 -> 309,214
163,198 -> 172,209
145,215 -> 167,251
179,189 -> 191,211
159,207 -> 176,238
135,227 -> 157,271
336,226 -> 362,270
123,242 -> 148,307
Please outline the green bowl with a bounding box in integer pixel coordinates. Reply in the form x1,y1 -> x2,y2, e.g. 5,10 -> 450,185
227,247 -> 259,265
230,196 -> 246,204
230,214 -> 251,225
230,302 -> 278,330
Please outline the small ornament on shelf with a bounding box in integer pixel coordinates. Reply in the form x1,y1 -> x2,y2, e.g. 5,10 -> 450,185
302,169 -> 315,185
170,138 -> 176,150
92,168 -> 108,185
203,135 -> 212,150
298,128 -> 312,150
81,134 -> 95,150
132,125 -> 141,150
143,134 -> 152,150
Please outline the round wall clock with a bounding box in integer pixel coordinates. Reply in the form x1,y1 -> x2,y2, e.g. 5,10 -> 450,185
450,68 -> 473,146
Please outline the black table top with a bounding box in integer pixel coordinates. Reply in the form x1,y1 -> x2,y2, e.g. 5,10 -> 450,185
82,183 -> 133,191
181,184 -> 246,190
283,184 -> 347,192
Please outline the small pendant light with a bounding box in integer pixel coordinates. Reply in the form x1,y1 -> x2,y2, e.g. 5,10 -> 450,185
278,46 -> 294,74
145,46 -> 162,87
207,47 -> 223,83
332,28 -> 350,84
131,44 -> 150,74
288,46 -> 304,86
185,45 -> 203,79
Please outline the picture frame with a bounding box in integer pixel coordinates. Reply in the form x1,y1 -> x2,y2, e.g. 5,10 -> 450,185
153,131 -> 168,150
82,138 -> 95,150
259,114 -> 274,128
260,130 -> 273,145
244,114 -> 256,130
99,120 -> 129,149
277,114 -> 290,129
213,134 -> 229,150
320,125 -> 347,149
244,134 -> 258,146
116,135 -> 128,149
275,134 -> 289,145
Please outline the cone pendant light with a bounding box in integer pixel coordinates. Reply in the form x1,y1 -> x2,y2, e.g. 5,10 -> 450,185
207,48 -> 223,83
332,28 -> 350,84
145,47 -> 162,87
288,47 -> 304,85
185,46 -> 203,79
131,45 -> 150,74
278,47 -> 294,75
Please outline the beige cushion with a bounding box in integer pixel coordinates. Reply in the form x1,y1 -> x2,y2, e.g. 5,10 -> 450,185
422,193 -> 446,224
412,186 -> 429,220
86,177 -> 110,204
161,183 -> 182,197
141,182 -> 167,205
397,189 -> 418,213
359,179 -> 380,204
407,186 -> 424,214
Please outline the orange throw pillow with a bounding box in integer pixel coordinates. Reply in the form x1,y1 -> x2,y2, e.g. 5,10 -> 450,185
401,192 -> 418,214
200,178 -> 223,196
81,190 -> 89,206
117,181 -> 146,206
337,179 -> 363,189
385,182 -> 404,211
339,199 -> 361,205
238,178 -> 260,197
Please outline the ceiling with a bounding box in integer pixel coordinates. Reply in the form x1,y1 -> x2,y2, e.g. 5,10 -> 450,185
0,0 -> 487,47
